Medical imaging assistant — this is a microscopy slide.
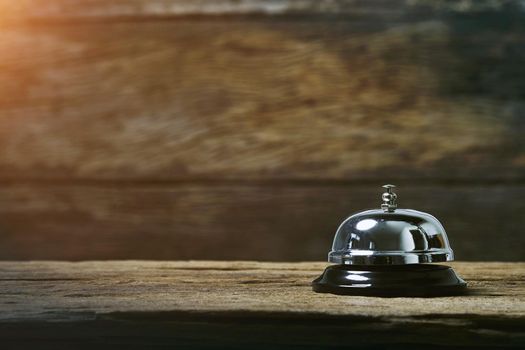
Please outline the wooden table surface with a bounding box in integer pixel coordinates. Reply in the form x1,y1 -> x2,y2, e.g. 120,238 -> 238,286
1,261 -> 524,349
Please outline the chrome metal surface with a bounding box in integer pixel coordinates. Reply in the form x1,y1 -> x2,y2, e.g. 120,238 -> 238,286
381,184 -> 397,212
328,185 -> 454,265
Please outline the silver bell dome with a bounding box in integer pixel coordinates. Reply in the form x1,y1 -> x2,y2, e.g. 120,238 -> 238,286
328,185 -> 454,265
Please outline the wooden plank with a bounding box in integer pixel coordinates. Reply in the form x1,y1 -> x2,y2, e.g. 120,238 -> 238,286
0,17 -> 524,181
0,0 -> 397,19
0,261 -> 523,349
0,184 -> 523,261
0,0 -> 519,19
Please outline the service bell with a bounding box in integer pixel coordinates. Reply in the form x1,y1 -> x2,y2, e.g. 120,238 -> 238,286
312,185 -> 466,297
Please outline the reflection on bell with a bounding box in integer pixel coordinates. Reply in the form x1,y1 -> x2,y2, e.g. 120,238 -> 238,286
312,184 -> 467,297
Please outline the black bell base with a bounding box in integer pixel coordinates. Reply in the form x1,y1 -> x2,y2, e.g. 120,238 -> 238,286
312,264 -> 466,297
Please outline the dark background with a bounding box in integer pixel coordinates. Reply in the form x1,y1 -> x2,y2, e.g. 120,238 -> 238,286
0,0 -> 523,261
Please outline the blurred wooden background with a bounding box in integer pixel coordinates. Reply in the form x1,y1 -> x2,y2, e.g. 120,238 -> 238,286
0,0 -> 523,261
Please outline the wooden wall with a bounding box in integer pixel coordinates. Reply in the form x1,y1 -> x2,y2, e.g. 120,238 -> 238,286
0,0 -> 523,261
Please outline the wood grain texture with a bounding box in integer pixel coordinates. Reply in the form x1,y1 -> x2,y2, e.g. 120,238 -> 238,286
0,0 -> 521,19
0,1 -> 524,262
0,15 -> 523,181
1,0 -> 381,18
0,261 -> 523,349
0,184 -> 523,261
